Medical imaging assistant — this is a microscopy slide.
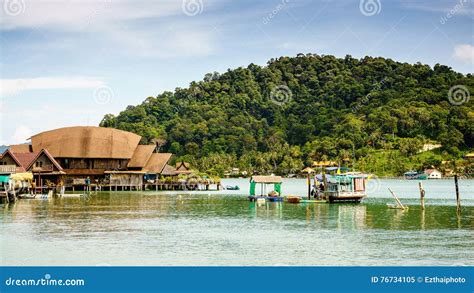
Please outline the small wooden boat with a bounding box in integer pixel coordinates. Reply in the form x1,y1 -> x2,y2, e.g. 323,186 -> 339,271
286,196 -> 301,203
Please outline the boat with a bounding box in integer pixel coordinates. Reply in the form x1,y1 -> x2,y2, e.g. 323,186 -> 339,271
225,185 -> 240,190
248,195 -> 283,202
248,175 -> 283,202
324,173 -> 367,203
404,170 -> 427,180
286,195 -> 301,203
266,196 -> 284,202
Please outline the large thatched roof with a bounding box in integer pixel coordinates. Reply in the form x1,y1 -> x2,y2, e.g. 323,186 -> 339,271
143,153 -> 172,173
30,126 -> 141,159
128,145 -> 155,168
9,144 -> 31,153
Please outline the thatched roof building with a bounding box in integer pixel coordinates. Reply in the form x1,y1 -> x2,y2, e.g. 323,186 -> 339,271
30,126 -> 141,159
4,127 -> 175,189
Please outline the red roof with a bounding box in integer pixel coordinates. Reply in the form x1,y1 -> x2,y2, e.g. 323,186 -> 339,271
13,152 -> 38,169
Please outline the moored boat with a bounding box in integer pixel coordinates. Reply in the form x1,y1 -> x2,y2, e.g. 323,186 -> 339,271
225,185 -> 240,190
324,174 -> 367,203
286,195 -> 301,203
404,170 -> 427,180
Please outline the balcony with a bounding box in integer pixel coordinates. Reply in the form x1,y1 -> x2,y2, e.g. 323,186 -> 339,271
0,165 -> 16,174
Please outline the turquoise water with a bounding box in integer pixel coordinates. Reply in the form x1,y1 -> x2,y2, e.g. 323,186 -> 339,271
0,179 -> 473,266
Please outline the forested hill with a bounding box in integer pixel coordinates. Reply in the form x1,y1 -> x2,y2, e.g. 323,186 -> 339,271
100,54 -> 474,176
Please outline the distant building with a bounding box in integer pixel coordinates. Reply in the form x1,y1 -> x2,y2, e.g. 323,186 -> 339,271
424,169 -> 442,179
464,153 -> 474,161
421,143 -> 442,152
175,161 -> 193,175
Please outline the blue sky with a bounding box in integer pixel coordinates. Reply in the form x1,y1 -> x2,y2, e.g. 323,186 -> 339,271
0,0 -> 473,144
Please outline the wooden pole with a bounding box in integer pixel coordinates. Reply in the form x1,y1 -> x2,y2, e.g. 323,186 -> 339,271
322,170 -> 327,201
307,173 -> 311,200
418,182 -> 425,210
454,174 -> 461,214
388,188 -> 405,209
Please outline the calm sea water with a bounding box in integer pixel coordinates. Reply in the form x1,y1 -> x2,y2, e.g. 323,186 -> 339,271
1,179 -> 473,266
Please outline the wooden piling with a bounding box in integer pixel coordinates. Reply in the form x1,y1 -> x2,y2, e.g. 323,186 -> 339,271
418,182 -> 425,210
454,174 -> 461,214
307,173 -> 311,200
388,188 -> 405,209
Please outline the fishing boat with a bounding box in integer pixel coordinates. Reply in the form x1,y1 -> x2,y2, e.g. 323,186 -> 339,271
404,170 -> 427,180
248,175 -> 283,202
324,173 -> 367,203
225,185 -> 240,190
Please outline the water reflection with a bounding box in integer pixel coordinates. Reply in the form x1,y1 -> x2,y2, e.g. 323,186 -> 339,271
1,192 -> 473,266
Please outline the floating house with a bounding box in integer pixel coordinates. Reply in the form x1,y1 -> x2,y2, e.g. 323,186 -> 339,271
248,175 -> 283,202
324,174 -> 367,203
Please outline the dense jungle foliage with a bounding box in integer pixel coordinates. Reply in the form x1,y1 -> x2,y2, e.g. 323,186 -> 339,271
100,54 -> 474,176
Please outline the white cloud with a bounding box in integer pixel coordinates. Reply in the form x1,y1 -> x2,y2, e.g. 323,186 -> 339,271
453,44 -> 474,63
401,0 -> 474,15
0,0 -> 185,31
0,77 -> 105,96
102,23 -> 215,58
12,125 -> 32,143
0,0 -> 217,59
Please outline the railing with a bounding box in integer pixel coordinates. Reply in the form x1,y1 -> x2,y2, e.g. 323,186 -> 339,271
0,165 -> 16,173
32,166 -> 54,172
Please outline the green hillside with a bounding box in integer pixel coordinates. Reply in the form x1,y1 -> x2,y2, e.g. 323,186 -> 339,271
100,54 -> 474,176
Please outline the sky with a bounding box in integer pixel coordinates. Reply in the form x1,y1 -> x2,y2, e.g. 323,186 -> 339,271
0,0 -> 473,145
